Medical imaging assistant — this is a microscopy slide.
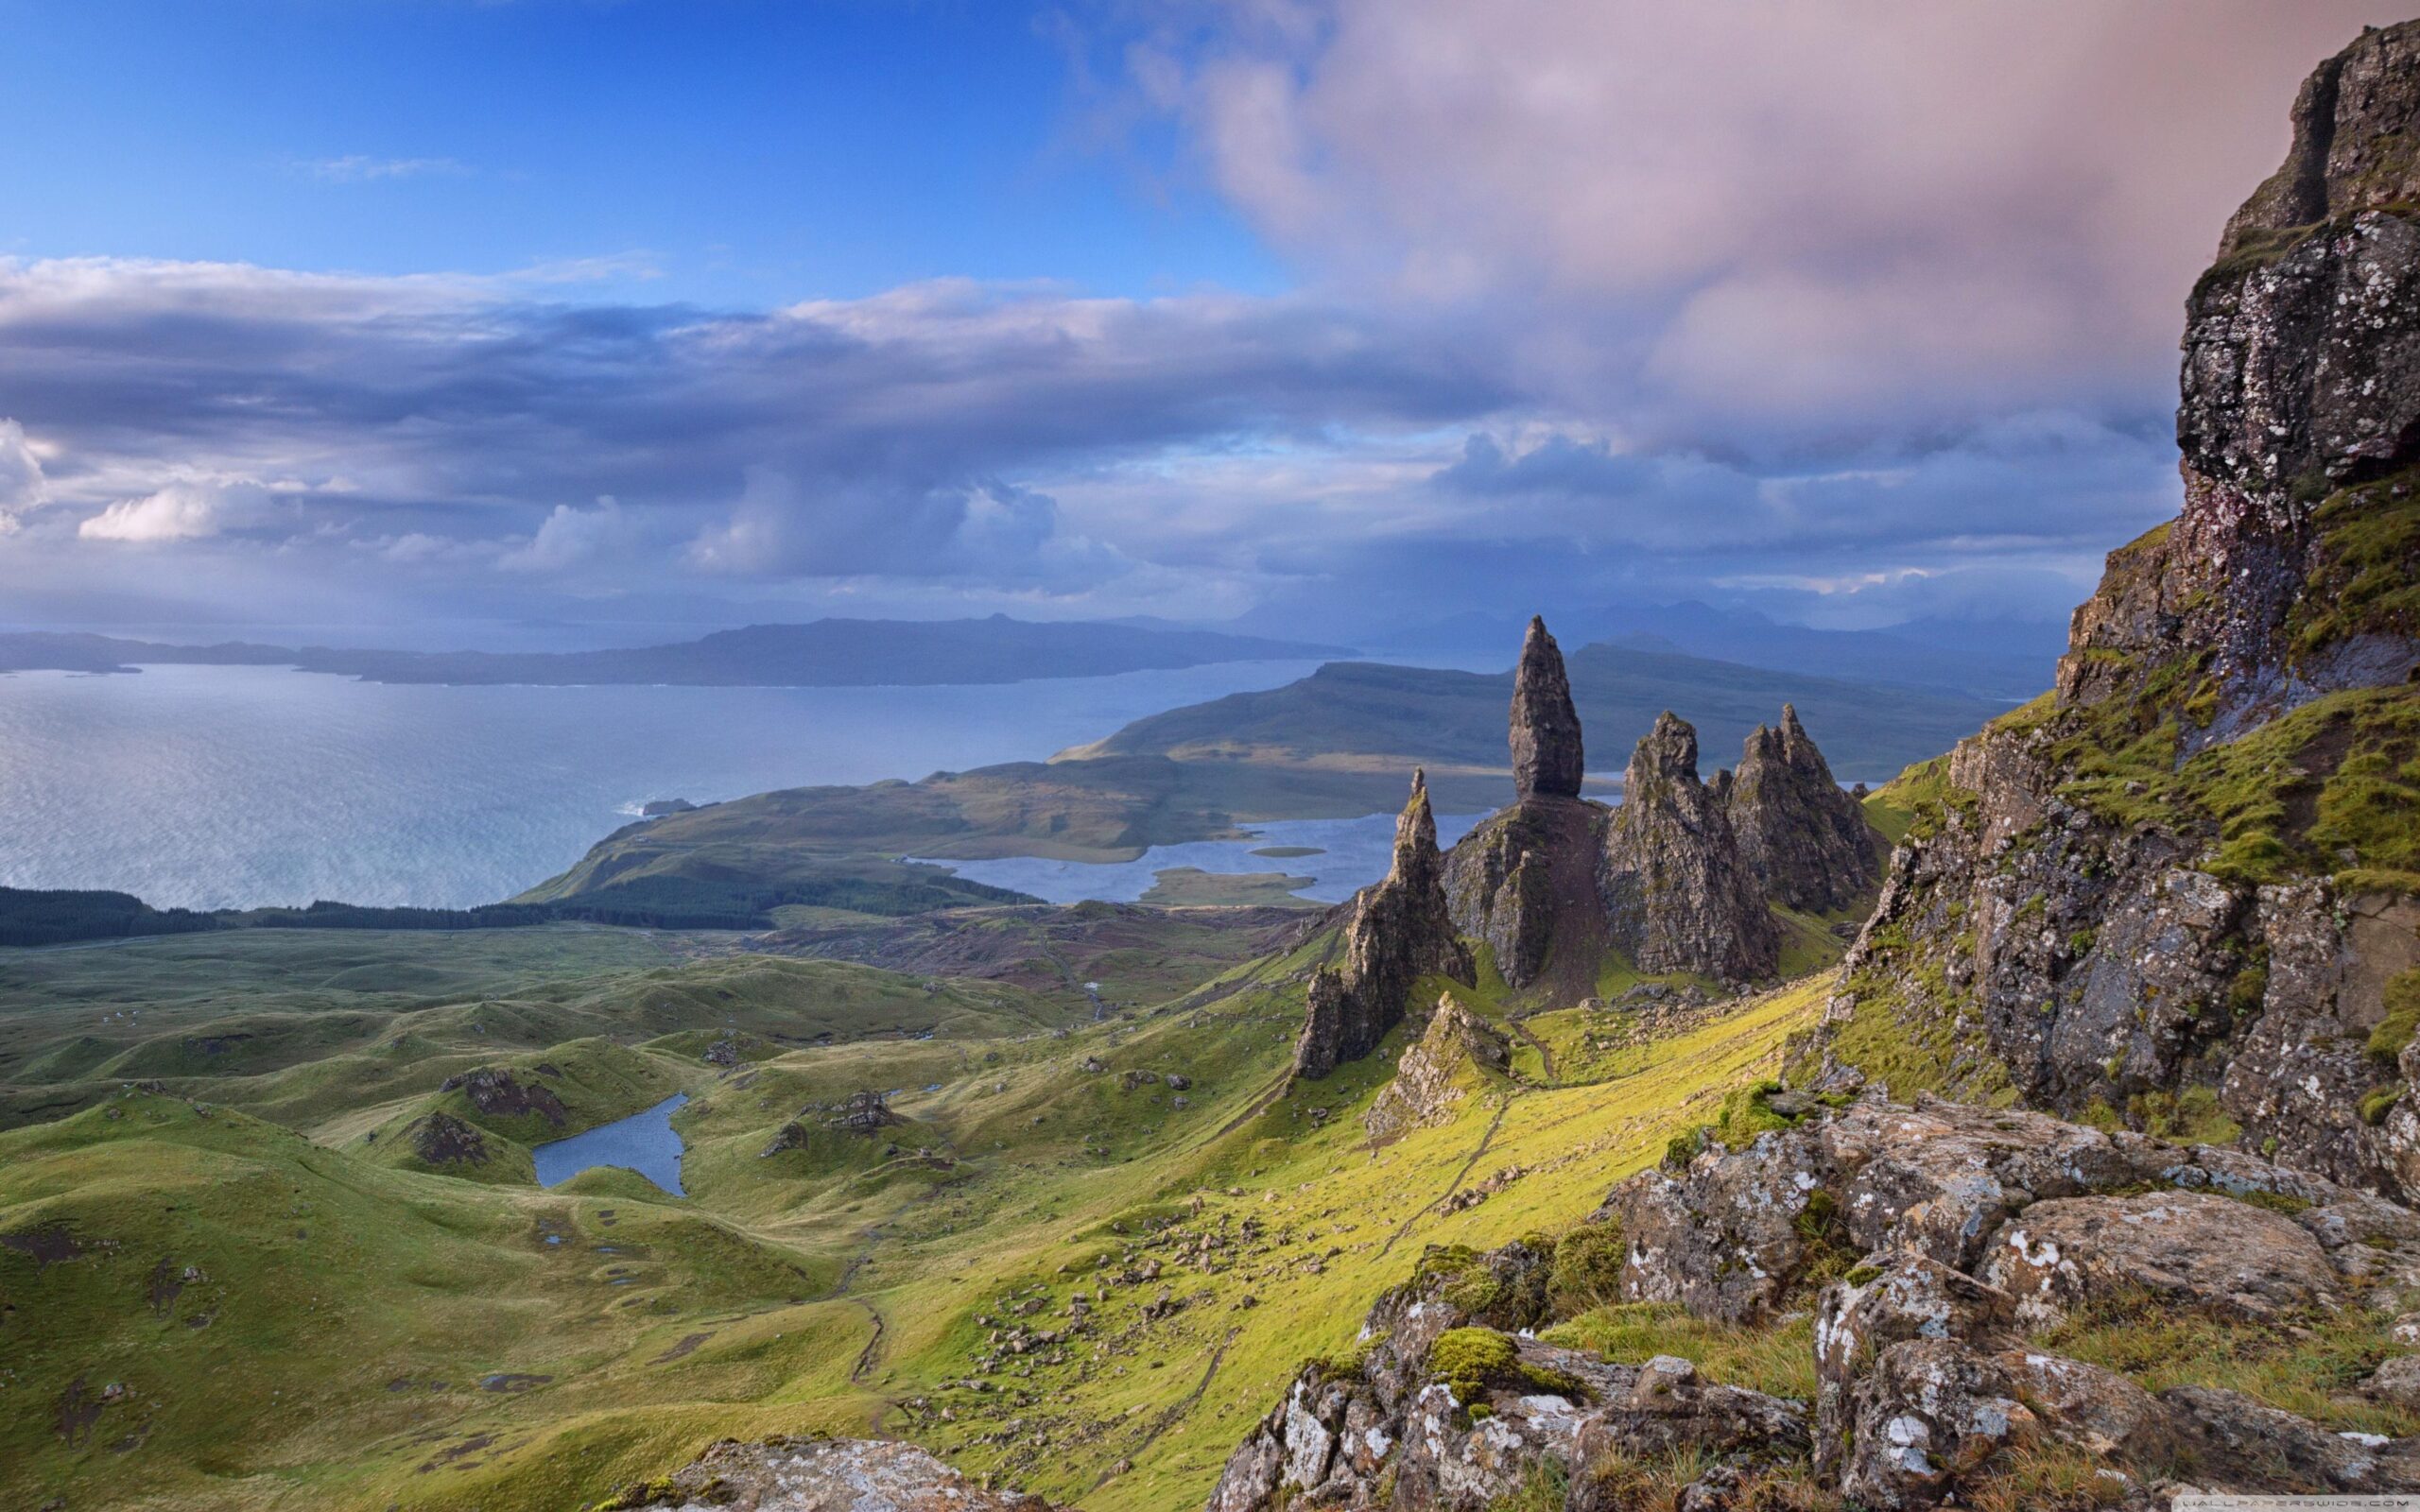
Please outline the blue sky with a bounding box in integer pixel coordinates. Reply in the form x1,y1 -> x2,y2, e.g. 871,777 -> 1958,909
0,1 -> 2408,646
0,1 -> 1282,302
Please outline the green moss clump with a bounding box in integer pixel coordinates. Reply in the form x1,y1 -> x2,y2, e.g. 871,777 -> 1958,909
1427,1327 -> 1579,1404
2362,1086 -> 2405,1127
2131,1086 -> 2240,1146
1661,1125 -> 1711,1172
1547,1221 -> 1627,1318
1423,1325 -> 1519,1393
2292,464 -> 2420,653
2365,970 -> 2420,1067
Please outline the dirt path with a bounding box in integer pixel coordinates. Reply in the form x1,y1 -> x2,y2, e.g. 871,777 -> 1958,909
850,1297 -> 887,1383
1210,1067 -> 1295,1141
1505,1015 -> 1558,1084
1377,1093 -> 1512,1259
1092,1326 -> 1240,1491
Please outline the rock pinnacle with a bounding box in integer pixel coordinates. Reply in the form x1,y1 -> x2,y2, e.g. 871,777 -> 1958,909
1510,616 -> 1583,799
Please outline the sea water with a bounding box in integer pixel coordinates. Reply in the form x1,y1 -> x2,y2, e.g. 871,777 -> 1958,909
924,810 -> 1490,905
0,660 -> 1326,909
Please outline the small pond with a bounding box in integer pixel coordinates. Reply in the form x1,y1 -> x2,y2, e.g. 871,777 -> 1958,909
531,1093 -> 689,1196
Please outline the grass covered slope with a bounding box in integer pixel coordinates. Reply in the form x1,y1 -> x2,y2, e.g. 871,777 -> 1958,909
0,899 -> 1832,1512
0,927 -> 1082,1136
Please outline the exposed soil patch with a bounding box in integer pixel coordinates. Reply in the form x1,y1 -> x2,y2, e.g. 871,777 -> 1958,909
479,1373 -> 552,1393
651,1332 -> 713,1364
416,1433 -> 497,1473
54,1376 -> 102,1446
2,1223 -> 85,1267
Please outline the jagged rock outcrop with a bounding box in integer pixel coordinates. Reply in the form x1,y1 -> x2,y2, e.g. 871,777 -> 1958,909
1443,788 -> 1608,995
1510,616 -> 1584,799
1600,713 -> 1780,983
829,1089 -> 904,1133
2064,18 -> 2420,728
1211,1087 -> 2420,1512
405,1111 -> 490,1167
1814,21 -> 2420,1200
1362,995 -> 1510,1143
437,1066 -> 569,1127
1725,705 -> 1880,914
1295,772 -> 1476,1079
601,1435 -> 1064,1512
1448,626 -> 1827,992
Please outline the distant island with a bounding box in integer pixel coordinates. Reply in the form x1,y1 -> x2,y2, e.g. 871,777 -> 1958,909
0,614 -> 1350,687
516,638 -> 2002,919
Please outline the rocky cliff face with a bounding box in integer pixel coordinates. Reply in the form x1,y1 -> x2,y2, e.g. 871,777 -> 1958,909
1294,771 -> 1477,1079
1601,713 -> 1781,983
1813,23 -> 2420,1198
1726,705 -> 1880,914
2062,18 -> 2420,732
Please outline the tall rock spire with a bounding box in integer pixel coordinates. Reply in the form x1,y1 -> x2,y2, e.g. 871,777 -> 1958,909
1601,712 -> 1779,984
1292,769 -> 1475,1080
1726,704 -> 1878,915
1510,617 -> 1583,799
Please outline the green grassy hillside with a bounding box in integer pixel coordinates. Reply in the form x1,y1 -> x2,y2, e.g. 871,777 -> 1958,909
0,913 -> 1830,1512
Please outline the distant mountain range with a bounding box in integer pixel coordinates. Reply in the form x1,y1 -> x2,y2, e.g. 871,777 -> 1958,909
0,615 -> 1350,687
1367,601 -> 2066,701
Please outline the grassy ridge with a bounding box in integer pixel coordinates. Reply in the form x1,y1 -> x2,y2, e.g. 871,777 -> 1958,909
0,914 -> 1831,1512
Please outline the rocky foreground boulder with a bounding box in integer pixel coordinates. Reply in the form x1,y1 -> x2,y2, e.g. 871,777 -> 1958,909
593,1435 -> 1064,1512
1209,1087 -> 2420,1511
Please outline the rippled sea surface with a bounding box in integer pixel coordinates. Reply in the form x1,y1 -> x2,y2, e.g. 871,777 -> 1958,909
0,661 -> 1324,910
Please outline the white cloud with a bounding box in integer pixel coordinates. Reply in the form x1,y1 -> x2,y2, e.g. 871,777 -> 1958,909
299,155 -> 473,183
0,418 -> 48,533
1123,0 -> 2412,434
79,477 -> 270,543
500,497 -> 640,573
